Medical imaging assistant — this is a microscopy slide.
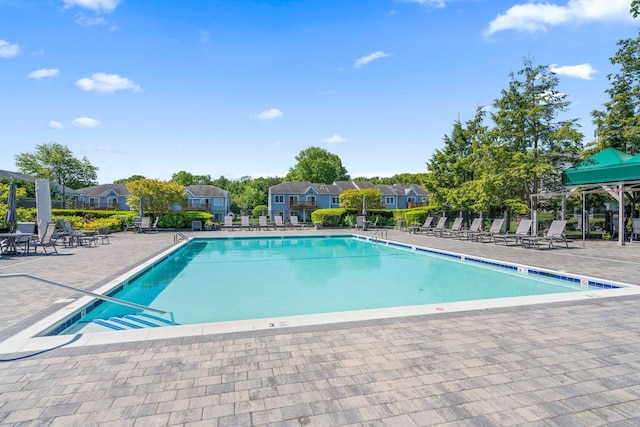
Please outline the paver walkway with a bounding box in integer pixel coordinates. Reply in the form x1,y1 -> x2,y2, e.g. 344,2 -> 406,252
1,228 -> 640,426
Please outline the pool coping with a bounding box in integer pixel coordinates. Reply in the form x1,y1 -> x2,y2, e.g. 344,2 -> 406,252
2,234 -> 639,354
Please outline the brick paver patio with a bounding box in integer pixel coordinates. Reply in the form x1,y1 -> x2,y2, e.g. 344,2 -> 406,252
1,228 -> 640,426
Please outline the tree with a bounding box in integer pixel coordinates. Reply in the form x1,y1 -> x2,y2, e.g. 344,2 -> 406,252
126,179 -> 187,220
491,57 -> 583,211
591,31 -> 640,154
285,146 -> 349,184
170,171 -> 213,186
339,188 -> 382,211
114,175 -> 146,184
14,142 -> 99,207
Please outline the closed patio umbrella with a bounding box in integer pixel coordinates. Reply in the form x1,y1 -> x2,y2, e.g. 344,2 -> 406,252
4,180 -> 17,233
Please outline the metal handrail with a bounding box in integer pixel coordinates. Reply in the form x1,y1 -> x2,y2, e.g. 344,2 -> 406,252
174,232 -> 190,245
372,228 -> 388,241
0,274 -> 175,324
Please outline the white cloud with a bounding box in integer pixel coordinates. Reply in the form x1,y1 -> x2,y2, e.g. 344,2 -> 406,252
399,0 -> 447,8
324,134 -> 346,144
63,0 -> 120,13
486,0 -> 633,35
551,63 -> 597,80
354,51 -> 392,69
71,117 -> 101,127
76,73 -> 142,93
0,40 -> 20,58
48,121 -> 64,129
28,68 -> 60,79
255,108 -> 283,120
75,15 -> 109,26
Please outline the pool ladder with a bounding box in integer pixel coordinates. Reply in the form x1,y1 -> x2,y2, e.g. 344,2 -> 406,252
174,232 -> 191,245
371,228 -> 388,242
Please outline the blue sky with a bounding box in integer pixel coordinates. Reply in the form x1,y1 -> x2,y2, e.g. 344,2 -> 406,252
1,0 -> 638,184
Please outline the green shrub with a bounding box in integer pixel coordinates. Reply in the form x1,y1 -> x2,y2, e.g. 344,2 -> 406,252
403,206 -> 439,226
252,205 -> 268,218
311,208 -> 347,226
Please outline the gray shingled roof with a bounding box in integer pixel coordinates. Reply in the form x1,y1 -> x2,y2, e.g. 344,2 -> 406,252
186,185 -> 229,197
75,183 -> 130,197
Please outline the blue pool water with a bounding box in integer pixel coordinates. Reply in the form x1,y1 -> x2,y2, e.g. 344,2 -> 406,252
56,236 -> 610,335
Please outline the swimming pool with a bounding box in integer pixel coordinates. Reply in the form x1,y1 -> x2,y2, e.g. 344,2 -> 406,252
46,235 -> 622,336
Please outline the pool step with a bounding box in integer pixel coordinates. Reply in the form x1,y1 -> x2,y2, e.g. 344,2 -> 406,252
91,313 -> 175,331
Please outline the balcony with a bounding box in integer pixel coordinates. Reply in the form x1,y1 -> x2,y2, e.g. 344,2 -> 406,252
407,202 -> 429,209
288,201 -> 319,210
185,203 -> 211,212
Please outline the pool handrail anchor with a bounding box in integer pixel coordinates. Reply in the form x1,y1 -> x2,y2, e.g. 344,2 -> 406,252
371,228 -> 388,241
174,232 -> 190,245
0,273 -> 176,325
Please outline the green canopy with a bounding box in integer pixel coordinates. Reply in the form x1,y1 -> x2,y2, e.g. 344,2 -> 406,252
562,148 -> 640,186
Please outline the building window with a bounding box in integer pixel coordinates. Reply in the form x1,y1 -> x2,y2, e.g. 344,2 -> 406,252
213,198 -> 224,206
332,196 -> 340,204
408,197 -> 416,203
385,197 -> 395,204
274,195 -> 284,204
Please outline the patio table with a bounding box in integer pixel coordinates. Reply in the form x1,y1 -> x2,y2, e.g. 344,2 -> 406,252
0,232 -> 33,255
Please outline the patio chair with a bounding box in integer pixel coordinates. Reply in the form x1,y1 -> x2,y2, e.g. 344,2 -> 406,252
14,222 -> 36,255
408,217 -> 433,234
258,215 -> 272,230
30,222 -> 59,255
148,217 -> 159,233
367,216 -> 379,230
59,219 -> 91,247
138,217 -> 151,233
96,227 -> 110,244
494,219 -> 533,246
471,218 -> 504,243
355,216 -> 366,231
435,217 -> 464,238
460,217 -> 482,240
192,220 -> 203,232
123,217 -> 137,233
290,216 -> 302,229
521,220 -> 569,249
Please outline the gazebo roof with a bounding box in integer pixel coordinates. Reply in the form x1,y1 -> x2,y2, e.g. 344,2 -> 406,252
562,148 -> 640,186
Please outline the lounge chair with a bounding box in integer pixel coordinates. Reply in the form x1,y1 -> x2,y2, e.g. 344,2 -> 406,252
426,217 -> 448,236
223,215 -> 237,231
258,216 -> 272,230
521,220 -> 568,249
30,222 -> 59,255
240,216 -> 252,230
290,216 -> 301,229
494,219 -> 533,246
408,217 -> 434,234
148,217 -> 159,233
274,216 -> 288,230
460,218 -> 482,240
471,218 -> 504,243
631,218 -> 640,242
59,219 -> 93,246
435,217 -> 464,238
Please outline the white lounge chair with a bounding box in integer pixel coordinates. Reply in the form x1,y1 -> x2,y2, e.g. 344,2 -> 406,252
240,216 -> 252,230
274,216 -> 288,230
521,220 -> 569,249
258,215 -> 272,230
290,216 -> 304,229
494,219 -> 533,246
223,215 -> 237,231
